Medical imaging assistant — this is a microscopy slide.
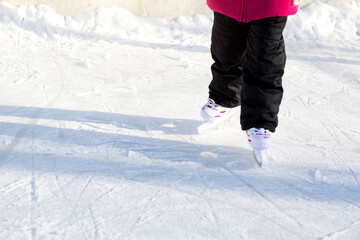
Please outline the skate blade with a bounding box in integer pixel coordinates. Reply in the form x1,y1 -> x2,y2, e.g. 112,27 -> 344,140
253,150 -> 268,167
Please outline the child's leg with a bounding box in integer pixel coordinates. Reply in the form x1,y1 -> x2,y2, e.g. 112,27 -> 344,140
208,12 -> 249,108
240,17 -> 288,132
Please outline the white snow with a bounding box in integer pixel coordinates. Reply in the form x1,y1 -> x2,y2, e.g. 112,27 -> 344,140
0,1 -> 360,239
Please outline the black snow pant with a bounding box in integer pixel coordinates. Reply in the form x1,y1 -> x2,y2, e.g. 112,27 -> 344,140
208,12 -> 287,132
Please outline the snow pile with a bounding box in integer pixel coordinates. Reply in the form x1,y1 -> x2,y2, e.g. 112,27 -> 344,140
0,1 -> 359,239
0,1 -> 359,43
285,0 -> 360,41
0,2 -> 213,47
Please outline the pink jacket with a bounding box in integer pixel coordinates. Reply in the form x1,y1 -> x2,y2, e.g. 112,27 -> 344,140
207,0 -> 299,22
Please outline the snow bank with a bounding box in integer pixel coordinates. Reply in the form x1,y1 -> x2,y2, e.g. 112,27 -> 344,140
285,0 -> 360,41
0,1 -> 214,48
1,0 -> 359,19
0,1 -> 359,43
0,0 -> 210,19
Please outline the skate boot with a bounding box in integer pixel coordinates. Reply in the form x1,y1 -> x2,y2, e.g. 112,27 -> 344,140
198,98 -> 237,133
246,128 -> 273,167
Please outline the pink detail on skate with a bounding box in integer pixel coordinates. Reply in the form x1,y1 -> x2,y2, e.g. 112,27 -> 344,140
248,139 -> 252,142
214,115 -> 221,118
220,111 -> 226,113
207,105 -> 212,108
264,136 -> 268,138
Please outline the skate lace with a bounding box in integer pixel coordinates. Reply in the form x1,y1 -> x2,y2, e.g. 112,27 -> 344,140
248,128 -> 271,137
207,99 -> 222,111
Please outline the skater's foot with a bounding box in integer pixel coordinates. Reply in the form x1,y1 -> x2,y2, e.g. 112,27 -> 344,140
198,99 -> 237,133
246,128 -> 273,150
201,98 -> 236,121
246,128 -> 273,166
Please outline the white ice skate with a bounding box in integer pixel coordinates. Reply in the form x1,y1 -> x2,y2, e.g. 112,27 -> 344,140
246,128 -> 273,167
198,98 -> 238,133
